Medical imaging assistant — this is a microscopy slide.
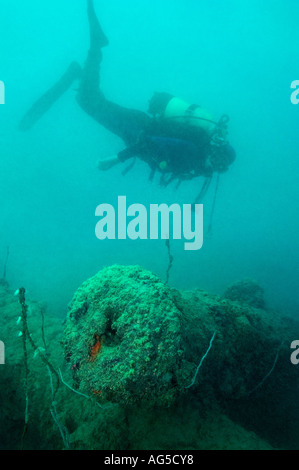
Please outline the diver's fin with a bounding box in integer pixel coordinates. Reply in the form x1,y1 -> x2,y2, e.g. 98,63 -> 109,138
87,0 -> 109,49
19,61 -> 82,131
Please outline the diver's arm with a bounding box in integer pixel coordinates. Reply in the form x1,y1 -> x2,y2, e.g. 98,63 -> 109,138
97,143 -> 142,171
97,155 -> 121,171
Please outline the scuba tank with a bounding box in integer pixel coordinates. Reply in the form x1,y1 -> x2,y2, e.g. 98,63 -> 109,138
147,92 -> 233,175
148,92 -> 216,135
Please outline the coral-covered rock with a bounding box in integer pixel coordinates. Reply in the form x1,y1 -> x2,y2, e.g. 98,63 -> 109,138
63,265 -> 185,407
223,279 -> 265,308
2,266 -> 299,450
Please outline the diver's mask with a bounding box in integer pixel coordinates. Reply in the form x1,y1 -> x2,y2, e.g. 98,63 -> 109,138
209,142 -> 236,173
208,115 -> 235,172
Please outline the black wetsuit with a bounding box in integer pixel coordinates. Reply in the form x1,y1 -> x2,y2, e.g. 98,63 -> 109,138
77,59 -> 211,179
117,118 -> 211,178
19,1 -> 235,183
76,6 -> 211,181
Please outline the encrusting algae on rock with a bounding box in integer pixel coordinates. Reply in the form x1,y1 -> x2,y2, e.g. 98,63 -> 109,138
63,265 -> 185,407
223,278 -> 265,309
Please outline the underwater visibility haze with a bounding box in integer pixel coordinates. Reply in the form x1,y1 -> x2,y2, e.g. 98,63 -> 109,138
0,0 -> 299,451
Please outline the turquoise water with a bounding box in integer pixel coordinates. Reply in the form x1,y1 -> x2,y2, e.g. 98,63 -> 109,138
1,0 -> 298,317
0,0 -> 299,450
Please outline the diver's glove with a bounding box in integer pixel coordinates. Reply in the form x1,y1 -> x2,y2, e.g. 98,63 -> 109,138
97,155 -> 120,171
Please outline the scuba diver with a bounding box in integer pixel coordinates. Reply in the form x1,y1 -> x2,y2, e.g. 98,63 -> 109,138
20,0 -> 236,207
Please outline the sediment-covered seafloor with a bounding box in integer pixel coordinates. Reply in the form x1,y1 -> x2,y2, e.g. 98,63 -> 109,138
0,266 -> 299,450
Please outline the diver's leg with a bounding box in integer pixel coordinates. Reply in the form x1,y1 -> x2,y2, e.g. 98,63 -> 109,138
76,0 -> 108,115
20,0 -> 107,131
77,0 -> 150,148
